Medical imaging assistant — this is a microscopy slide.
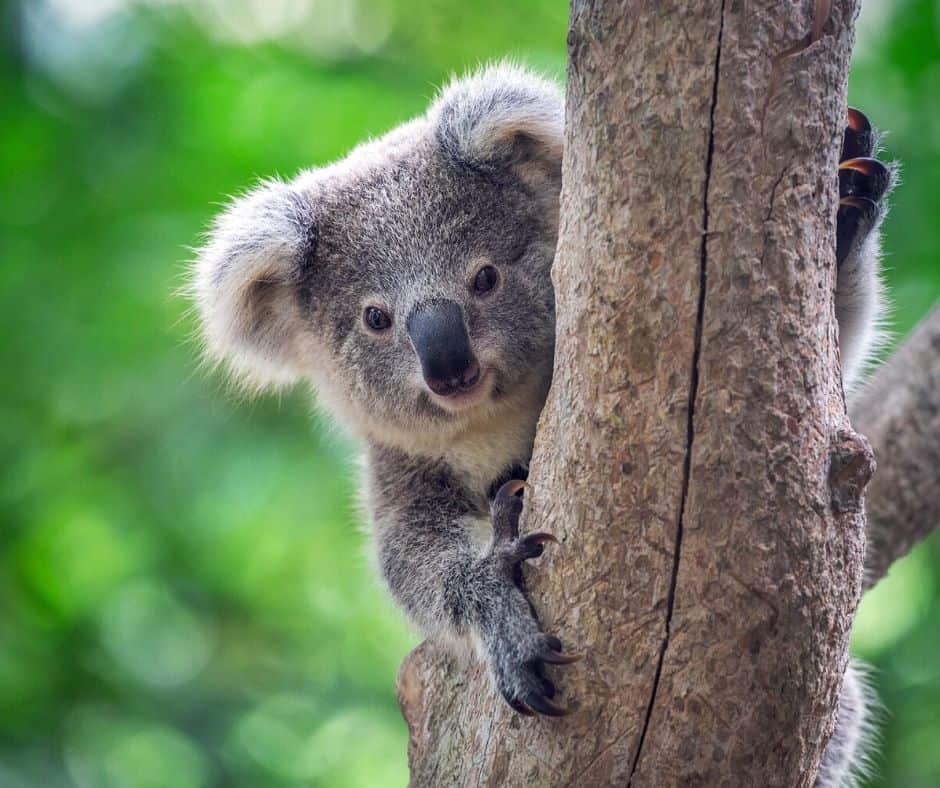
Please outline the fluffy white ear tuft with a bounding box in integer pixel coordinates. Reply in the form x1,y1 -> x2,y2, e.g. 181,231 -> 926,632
190,178 -> 314,393
430,62 -> 564,177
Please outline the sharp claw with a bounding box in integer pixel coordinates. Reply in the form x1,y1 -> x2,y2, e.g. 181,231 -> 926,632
496,479 -> 528,500
839,196 -> 879,213
492,480 -> 527,541
838,156 -> 886,177
541,649 -> 585,665
840,160 -> 890,197
525,532 -> 558,545
525,693 -> 572,717
839,157 -> 890,202
504,694 -> 535,716
847,106 -> 871,133
842,108 -> 875,161
514,531 -> 559,562
545,635 -> 562,652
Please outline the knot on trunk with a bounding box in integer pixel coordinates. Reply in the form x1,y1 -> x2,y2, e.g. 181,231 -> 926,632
829,429 -> 876,514
397,642 -> 432,763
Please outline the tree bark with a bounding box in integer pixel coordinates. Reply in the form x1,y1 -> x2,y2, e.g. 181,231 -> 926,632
398,2 -> 875,785
853,305 -> 940,589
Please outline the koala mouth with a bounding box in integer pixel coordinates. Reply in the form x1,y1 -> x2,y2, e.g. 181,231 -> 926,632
427,368 -> 494,413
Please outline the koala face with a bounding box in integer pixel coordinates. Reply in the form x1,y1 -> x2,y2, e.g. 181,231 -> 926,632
302,141 -> 559,441
192,65 -> 563,449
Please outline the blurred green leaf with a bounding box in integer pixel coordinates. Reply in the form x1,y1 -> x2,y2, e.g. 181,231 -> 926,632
0,1 -> 937,786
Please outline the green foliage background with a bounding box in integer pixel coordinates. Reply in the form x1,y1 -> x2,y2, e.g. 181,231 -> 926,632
0,1 -> 937,785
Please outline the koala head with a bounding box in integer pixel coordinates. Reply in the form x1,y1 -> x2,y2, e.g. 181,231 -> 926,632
191,64 -> 563,450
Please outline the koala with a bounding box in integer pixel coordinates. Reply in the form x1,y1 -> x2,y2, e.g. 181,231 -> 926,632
191,64 -> 895,787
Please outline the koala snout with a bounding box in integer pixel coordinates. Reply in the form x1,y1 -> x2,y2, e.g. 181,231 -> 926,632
406,299 -> 481,397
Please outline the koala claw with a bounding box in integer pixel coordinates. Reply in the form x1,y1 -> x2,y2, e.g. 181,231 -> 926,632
837,107 -> 893,267
842,106 -> 874,160
501,668 -> 572,717
846,106 -> 869,130
505,695 -> 537,716
522,692 -> 571,717
490,619 -> 582,717
508,531 -> 558,563
496,478 -> 528,499
839,157 -> 891,201
491,479 -> 557,566
491,478 -> 527,541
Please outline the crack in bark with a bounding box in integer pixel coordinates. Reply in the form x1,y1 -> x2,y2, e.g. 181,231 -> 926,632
766,166 -> 788,222
761,165 -> 789,268
625,3 -> 726,783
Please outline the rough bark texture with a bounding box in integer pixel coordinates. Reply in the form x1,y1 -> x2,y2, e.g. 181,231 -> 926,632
854,305 -> 940,589
398,2 -> 872,785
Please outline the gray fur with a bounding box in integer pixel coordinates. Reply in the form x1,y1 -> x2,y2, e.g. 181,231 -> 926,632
815,662 -> 879,788
190,63 -> 891,783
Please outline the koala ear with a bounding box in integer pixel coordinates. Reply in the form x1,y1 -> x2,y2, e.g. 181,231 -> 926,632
190,178 -> 316,392
431,62 -> 564,183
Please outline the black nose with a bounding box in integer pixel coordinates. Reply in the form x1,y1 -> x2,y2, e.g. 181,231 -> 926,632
407,299 -> 481,397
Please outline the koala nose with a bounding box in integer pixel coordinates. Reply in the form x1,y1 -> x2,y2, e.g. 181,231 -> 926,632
407,299 -> 481,397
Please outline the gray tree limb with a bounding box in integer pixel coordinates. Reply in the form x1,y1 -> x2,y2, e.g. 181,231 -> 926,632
854,304 -> 940,589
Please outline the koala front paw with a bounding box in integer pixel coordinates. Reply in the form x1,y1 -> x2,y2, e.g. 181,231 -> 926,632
490,479 -> 557,583
482,480 -> 581,717
490,626 -> 581,718
837,107 -> 894,267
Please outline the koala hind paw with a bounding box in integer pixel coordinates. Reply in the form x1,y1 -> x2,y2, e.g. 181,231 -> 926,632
837,107 -> 894,267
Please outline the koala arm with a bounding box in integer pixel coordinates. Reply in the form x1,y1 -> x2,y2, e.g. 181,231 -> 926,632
368,448 -> 576,715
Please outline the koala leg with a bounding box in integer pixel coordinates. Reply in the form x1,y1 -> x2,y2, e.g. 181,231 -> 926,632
835,107 -> 896,387
375,476 -> 579,717
815,661 -> 874,788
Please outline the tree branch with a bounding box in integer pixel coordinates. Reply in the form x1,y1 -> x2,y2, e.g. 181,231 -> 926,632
853,304 -> 940,589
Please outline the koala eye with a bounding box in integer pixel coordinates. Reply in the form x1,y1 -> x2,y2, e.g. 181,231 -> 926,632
364,306 -> 392,332
473,265 -> 500,296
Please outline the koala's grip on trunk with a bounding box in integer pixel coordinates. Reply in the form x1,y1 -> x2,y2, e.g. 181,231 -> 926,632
190,64 -> 896,786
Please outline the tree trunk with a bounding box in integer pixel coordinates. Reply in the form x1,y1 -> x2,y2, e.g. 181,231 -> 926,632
397,1 -> 877,785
